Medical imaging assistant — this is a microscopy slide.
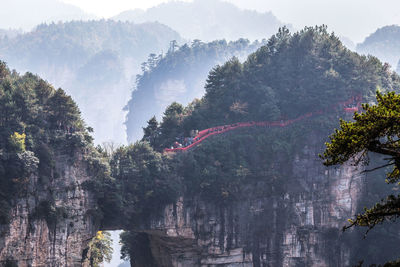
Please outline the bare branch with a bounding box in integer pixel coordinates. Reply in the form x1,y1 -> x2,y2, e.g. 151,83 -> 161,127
361,162 -> 395,173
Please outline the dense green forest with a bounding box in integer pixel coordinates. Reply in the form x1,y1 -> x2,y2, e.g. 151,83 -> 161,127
0,20 -> 182,144
356,25 -> 400,72
141,26 -> 399,151
125,38 -> 267,141
133,25 -> 399,215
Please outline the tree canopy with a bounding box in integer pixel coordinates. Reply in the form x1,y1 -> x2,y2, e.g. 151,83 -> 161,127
86,231 -> 113,267
139,26 -> 400,152
125,38 -> 267,142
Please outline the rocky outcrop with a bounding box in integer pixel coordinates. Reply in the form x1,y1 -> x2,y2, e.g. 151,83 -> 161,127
0,153 -> 99,267
133,135 -> 365,267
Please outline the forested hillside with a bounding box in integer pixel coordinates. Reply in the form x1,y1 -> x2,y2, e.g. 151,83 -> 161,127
125,38 -> 267,142
0,60 -> 110,227
0,61 -> 125,266
115,26 -> 400,266
113,0 -> 286,41
143,26 -> 399,151
0,20 -> 183,144
357,25 -> 400,71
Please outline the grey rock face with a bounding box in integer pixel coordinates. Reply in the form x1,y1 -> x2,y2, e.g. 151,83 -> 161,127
0,133 -> 367,267
0,153 -> 99,267
133,138 -> 365,267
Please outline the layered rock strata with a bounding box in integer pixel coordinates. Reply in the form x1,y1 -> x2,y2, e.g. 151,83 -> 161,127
134,140 -> 364,267
0,153 -> 98,267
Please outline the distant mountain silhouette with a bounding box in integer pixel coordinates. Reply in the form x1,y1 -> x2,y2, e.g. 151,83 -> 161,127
113,0 -> 289,41
0,0 -> 95,30
356,25 -> 400,68
0,29 -> 22,39
0,20 -> 183,144
125,38 -> 267,142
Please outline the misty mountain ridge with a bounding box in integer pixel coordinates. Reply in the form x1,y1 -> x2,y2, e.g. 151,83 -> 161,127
356,25 -> 400,71
0,0 -> 96,30
0,29 -> 22,39
113,0 -> 289,41
0,20 -> 183,144
125,38 -> 268,142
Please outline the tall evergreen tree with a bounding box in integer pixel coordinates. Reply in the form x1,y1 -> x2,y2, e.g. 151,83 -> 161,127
142,116 -> 159,147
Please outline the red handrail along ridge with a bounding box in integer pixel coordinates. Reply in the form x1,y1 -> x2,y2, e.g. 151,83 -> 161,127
164,95 -> 362,153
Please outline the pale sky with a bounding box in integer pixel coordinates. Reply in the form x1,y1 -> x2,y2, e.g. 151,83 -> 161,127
61,0 -> 192,18
230,0 -> 400,42
60,0 -> 400,43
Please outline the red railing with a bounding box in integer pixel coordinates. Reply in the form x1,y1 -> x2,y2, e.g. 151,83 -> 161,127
164,95 -> 362,153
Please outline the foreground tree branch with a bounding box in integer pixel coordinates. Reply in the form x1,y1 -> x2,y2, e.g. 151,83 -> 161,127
321,91 -> 400,229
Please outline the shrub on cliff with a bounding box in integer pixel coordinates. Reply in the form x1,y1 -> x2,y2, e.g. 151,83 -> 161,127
86,231 -> 113,267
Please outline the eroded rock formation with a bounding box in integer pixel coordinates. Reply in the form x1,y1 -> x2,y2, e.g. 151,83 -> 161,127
0,153 -> 99,267
132,137 -> 365,267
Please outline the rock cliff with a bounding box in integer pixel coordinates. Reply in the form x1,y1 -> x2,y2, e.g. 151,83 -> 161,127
131,134 -> 365,267
0,152 -> 99,267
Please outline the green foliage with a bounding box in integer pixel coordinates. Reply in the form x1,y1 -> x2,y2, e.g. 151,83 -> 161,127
31,200 -> 68,227
143,26 -> 399,152
83,148 -> 121,229
9,132 -> 26,152
120,231 -> 155,266
142,116 -> 159,147
110,142 -> 181,227
0,61 -> 98,225
354,258 -> 400,267
321,91 -> 400,265
322,92 -> 400,230
4,259 -> 18,267
47,88 -> 82,129
86,231 -> 113,267
125,38 -> 267,142
172,126 -> 305,202
158,102 -> 185,149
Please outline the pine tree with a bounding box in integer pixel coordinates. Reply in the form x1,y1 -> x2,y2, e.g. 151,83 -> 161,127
142,116 -> 159,147
322,91 -> 400,231
47,88 -> 81,130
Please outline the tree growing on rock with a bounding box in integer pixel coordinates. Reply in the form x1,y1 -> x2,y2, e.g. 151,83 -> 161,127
321,91 -> 400,266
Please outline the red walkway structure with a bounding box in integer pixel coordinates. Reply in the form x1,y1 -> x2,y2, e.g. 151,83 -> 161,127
164,95 -> 362,153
